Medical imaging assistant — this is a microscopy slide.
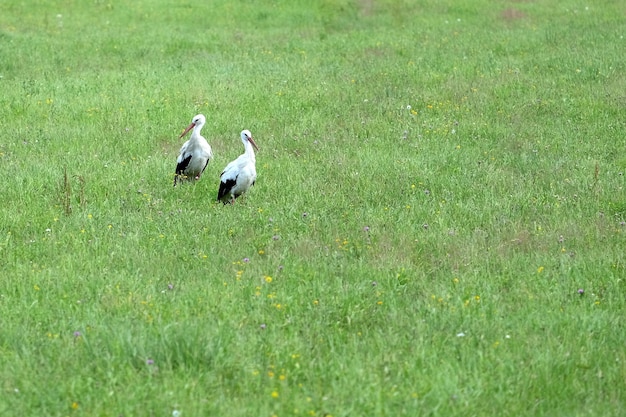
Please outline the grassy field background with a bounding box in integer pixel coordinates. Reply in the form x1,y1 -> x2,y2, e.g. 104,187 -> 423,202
1,0 -> 624,416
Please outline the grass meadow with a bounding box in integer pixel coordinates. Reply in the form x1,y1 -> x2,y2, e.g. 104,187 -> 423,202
1,0 -> 625,415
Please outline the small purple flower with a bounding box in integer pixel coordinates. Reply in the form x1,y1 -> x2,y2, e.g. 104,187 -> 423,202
363,226 -> 370,232
73,331 -> 81,338
272,235 -> 280,241
577,289 -> 584,295
167,283 -> 174,290
146,359 -> 154,365
620,221 -> 626,227
260,323 -> 267,330
243,257 -> 250,263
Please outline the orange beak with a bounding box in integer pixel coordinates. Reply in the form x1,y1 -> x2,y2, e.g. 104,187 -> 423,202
179,122 -> 195,139
248,135 -> 259,151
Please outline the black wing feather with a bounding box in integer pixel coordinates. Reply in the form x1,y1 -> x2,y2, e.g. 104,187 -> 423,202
173,155 -> 193,186
217,177 -> 237,203
176,155 -> 193,175
199,158 -> 210,177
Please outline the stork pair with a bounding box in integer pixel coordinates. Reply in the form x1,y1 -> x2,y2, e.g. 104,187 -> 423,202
173,114 -> 258,204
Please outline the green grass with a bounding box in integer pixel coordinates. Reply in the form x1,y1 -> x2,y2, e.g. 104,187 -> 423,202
1,0 -> 625,416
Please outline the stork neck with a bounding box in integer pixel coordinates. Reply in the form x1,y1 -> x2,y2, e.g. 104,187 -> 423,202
244,141 -> 256,161
191,125 -> 203,141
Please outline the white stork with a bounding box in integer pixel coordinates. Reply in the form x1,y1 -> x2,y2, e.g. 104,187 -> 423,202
217,130 -> 259,204
174,114 -> 213,186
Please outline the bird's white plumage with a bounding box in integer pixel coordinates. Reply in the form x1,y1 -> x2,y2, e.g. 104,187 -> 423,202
174,114 -> 213,185
218,130 -> 258,204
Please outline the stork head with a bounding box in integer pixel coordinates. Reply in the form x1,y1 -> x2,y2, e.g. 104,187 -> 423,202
192,114 -> 206,126
179,114 -> 206,139
241,129 -> 259,151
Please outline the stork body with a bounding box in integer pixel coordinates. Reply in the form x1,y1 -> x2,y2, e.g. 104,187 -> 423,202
218,130 -> 259,204
174,114 -> 213,186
